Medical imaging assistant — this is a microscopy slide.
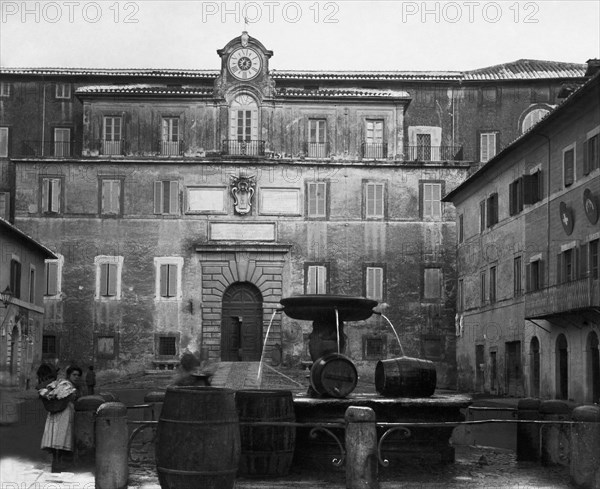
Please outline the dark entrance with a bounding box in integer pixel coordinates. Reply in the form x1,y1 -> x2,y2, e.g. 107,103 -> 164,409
221,282 -> 263,361
475,345 -> 484,392
556,334 -> 568,400
505,341 -> 521,396
530,337 -> 540,397
588,332 -> 600,404
490,350 -> 497,394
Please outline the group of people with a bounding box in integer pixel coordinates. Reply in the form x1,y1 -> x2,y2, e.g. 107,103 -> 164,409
36,364 -> 97,473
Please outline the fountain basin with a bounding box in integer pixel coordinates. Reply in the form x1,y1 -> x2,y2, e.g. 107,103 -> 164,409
280,295 -> 377,322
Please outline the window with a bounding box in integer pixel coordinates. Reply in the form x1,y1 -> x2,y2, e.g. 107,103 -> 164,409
94,256 -> 123,300
227,94 -> 259,155
423,268 -> 442,300
524,170 -> 542,205
0,192 -> 9,220
584,131 -> 600,175
591,239 -> 599,279
154,257 -> 183,300
308,119 -> 327,158
489,266 -> 497,304
0,82 -> 11,97
157,335 -> 178,357
563,145 -> 575,187
422,336 -> 443,359
363,336 -> 386,360
161,117 -> 180,156
100,178 -> 122,216
480,132 -> 497,162
521,108 -> 550,134
527,258 -> 543,292
53,128 -> 71,157
306,182 -> 327,218
55,83 -> 71,99
0,127 -> 9,157
96,335 -> 116,359
422,182 -> 442,219
44,255 -> 63,297
479,200 -> 486,232
42,335 -> 58,357
416,133 -> 432,161
305,264 -> 328,294
558,247 -> 577,284
365,182 -> 385,218
41,178 -> 62,214
365,266 -> 384,301
458,214 -> 464,243
29,266 -> 35,303
514,256 -> 523,297
486,193 -> 498,227
10,259 -> 21,299
364,119 -> 384,159
509,177 -> 523,215
458,278 -> 464,312
103,116 -> 122,155
480,270 -> 487,306
154,181 -> 179,215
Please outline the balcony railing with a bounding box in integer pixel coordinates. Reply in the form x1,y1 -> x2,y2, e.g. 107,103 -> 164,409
525,277 -> 599,319
222,140 -> 265,157
361,142 -> 388,160
405,146 -> 463,162
304,141 -> 330,159
159,140 -> 182,156
20,140 -> 77,157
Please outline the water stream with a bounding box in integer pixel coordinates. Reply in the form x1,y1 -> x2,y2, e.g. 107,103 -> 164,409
257,309 -> 280,385
381,314 -> 405,357
335,307 -> 340,354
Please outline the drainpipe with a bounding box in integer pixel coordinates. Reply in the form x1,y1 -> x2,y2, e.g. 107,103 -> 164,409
41,82 -> 47,156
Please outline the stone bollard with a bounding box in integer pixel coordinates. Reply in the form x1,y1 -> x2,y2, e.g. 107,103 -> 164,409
74,395 -> 105,466
345,406 -> 379,489
517,398 -> 541,462
539,400 -> 571,467
96,402 -> 128,489
570,405 -> 600,489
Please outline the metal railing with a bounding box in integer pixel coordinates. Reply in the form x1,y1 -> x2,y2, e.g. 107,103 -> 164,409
159,140 -> 182,156
525,276 -> 599,318
405,145 -> 464,162
222,139 -> 265,156
304,141 -> 330,159
361,142 -> 388,160
19,140 -> 77,157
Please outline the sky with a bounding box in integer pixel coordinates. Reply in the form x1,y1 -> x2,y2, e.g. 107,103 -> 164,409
0,0 -> 599,71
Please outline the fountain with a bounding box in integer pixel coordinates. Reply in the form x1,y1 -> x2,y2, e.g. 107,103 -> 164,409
277,294 -> 471,471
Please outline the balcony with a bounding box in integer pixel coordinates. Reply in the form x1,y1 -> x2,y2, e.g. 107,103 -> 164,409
361,142 -> 388,160
159,140 -> 182,156
304,142 -> 330,159
222,140 -> 265,157
405,145 -> 463,162
525,277 -> 600,320
20,140 -> 77,158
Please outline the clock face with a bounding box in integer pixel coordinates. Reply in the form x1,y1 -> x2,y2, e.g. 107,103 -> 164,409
228,47 -> 262,80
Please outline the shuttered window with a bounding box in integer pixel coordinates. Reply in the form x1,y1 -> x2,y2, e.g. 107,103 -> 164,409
45,260 -> 59,296
590,240 -> 599,279
99,263 -> 118,297
423,183 -> 442,219
0,127 -> 8,157
365,183 -> 384,218
306,265 -> 328,294
514,256 -> 523,297
160,264 -> 178,298
41,178 -> 62,214
154,257 -> 183,300
479,200 -> 486,232
29,267 -> 35,303
101,179 -> 121,215
486,193 -> 498,227
307,182 -> 327,218
563,147 -> 575,187
154,181 -> 179,214
423,268 -> 442,299
366,267 -> 384,301
0,192 -> 10,220
489,266 -> 497,303
480,132 -> 497,162
10,259 -> 21,299
584,134 -> 599,175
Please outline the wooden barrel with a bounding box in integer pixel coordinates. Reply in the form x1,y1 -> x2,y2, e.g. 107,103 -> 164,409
375,357 -> 437,397
310,353 -> 358,398
155,386 -> 240,489
235,389 -> 296,477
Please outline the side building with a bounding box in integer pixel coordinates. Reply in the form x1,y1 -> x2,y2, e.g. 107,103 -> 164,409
1,218 -> 57,388
0,32 -> 591,385
445,70 -> 600,403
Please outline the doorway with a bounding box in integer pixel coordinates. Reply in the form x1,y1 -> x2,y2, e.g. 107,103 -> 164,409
530,337 -> 540,397
221,282 -> 263,361
556,334 -> 568,400
505,341 -> 522,396
587,332 -> 600,404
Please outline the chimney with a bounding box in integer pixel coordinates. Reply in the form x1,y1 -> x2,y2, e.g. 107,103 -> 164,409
585,59 -> 600,77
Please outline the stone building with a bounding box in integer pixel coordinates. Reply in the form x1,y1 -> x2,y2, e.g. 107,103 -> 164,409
0,32 -> 590,385
444,70 -> 599,403
0,218 -> 57,388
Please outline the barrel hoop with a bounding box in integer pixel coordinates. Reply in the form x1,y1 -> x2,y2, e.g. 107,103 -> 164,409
159,418 -> 237,425
157,467 -> 237,476
241,449 -> 295,455
239,415 -> 295,422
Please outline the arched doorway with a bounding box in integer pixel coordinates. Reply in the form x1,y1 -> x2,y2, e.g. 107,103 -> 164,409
555,334 -> 568,400
221,282 -> 263,361
587,332 -> 600,404
530,336 -> 540,397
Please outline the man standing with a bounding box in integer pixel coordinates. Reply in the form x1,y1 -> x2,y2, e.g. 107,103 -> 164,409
85,365 -> 96,395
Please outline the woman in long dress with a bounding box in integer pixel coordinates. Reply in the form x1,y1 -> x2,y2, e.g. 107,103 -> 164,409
39,366 -> 82,472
